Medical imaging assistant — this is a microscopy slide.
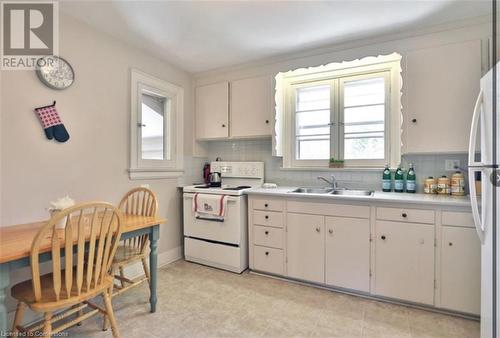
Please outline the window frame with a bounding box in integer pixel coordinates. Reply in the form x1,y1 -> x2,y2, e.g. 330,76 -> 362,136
129,69 -> 184,180
280,54 -> 401,169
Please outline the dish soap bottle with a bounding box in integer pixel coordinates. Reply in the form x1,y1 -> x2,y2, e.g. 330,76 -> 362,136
394,165 -> 405,193
406,164 -> 416,193
382,164 -> 392,192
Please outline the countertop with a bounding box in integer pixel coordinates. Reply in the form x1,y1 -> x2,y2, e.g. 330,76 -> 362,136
245,187 -> 472,207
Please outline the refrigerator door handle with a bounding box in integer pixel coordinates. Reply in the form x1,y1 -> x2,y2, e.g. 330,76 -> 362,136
468,89 -> 483,167
468,167 -> 486,244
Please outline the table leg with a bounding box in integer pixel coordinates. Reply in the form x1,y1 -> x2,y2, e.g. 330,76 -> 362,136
0,263 -> 10,334
149,225 -> 159,313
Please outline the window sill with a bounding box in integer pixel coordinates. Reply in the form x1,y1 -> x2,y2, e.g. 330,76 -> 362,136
280,166 -> 383,172
128,168 -> 184,180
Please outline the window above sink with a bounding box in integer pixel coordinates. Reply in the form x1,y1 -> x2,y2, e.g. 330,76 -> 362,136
275,53 -> 402,169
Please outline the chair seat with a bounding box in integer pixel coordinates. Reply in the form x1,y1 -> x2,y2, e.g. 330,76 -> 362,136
11,271 -> 113,312
113,244 -> 146,265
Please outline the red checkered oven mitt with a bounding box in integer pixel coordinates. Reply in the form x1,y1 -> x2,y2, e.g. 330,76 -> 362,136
34,105 -> 70,142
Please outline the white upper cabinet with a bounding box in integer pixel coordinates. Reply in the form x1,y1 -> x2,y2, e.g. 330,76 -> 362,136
230,76 -> 273,138
404,40 -> 482,153
195,82 -> 229,139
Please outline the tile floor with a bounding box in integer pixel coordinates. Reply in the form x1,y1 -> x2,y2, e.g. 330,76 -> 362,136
67,260 -> 479,338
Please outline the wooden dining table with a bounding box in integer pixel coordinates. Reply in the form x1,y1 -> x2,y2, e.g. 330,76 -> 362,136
0,214 -> 166,334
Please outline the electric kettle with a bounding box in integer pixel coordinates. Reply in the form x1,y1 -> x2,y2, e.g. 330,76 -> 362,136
209,172 -> 222,187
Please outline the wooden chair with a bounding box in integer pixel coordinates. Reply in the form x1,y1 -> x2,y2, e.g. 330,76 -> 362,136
110,188 -> 158,296
102,188 -> 157,331
11,202 -> 123,337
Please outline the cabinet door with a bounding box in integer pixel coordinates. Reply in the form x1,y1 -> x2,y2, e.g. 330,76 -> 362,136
195,82 -> 229,139
325,217 -> 370,292
286,213 -> 325,283
405,40 -> 482,153
440,226 -> 480,314
230,76 -> 273,138
374,221 -> 435,305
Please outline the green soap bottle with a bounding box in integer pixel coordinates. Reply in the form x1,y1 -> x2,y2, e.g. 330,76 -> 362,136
382,164 -> 392,192
406,163 -> 416,193
394,165 -> 405,193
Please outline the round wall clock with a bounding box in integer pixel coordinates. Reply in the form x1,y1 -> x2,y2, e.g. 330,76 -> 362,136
36,56 -> 75,90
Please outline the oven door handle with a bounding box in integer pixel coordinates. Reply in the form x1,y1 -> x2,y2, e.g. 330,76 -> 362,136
195,216 -> 224,222
183,194 -> 239,202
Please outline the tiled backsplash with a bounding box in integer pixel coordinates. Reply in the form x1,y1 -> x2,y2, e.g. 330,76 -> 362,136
183,139 -> 468,193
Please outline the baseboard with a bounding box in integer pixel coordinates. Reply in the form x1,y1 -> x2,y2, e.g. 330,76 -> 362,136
7,246 -> 183,328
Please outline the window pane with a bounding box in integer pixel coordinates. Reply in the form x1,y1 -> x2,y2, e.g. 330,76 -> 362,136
343,77 -> 385,160
297,138 -> 330,160
295,85 -> 331,160
345,137 -> 384,159
296,85 -> 329,111
141,93 -> 166,160
344,77 -> 385,107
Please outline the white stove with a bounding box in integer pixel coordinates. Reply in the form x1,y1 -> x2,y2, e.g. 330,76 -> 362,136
182,161 -> 264,273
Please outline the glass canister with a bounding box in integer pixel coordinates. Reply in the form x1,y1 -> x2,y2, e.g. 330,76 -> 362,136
437,176 -> 451,195
451,171 -> 465,196
424,177 -> 437,194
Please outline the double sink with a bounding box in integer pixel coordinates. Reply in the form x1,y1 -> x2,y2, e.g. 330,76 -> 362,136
290,187 -> 373,196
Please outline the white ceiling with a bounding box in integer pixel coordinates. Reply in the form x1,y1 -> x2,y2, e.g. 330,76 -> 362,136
61,1 -> 491,74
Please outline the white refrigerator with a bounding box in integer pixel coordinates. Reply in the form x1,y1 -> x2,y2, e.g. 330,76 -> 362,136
469,65 -> 499,338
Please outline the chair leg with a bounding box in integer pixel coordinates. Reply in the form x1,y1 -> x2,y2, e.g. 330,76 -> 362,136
11,302 -> 26,333
43,312 -> 52,336
141,258 -> 150,283
103,268 -> 115,331
119,267 -> 125,288
103,291 -> 120,338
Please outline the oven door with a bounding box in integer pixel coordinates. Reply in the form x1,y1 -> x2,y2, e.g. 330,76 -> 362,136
183,193 -> 242,245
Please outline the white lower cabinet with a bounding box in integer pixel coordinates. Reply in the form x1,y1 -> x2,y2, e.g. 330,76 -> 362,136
440,226 -> 481,315
286,213 -> 325,284
374,221 -> 435,305
248,196 -> 479,314
325,216 -> 370,292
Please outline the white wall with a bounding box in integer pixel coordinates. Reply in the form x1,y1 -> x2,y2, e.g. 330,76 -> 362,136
0,13 -> 194,258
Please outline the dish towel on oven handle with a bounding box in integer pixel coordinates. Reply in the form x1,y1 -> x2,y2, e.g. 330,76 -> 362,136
192,193 -> 228,221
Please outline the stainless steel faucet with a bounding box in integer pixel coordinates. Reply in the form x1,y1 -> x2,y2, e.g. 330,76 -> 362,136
317,174 -> 338,189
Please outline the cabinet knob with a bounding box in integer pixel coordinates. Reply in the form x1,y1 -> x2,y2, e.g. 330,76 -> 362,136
264,203 -> 268,207
265,231 -> 269,235
265,251 -> 269,256
381,235 -> 386,240
265,120 -> 270,124
222,124 -> 226,128
265,215 -> 269,219
449,242 -> 453,246
315,227 -> 321,233
328,229 -> 333,234
412,118 -> 417,123
402,213 -> 408,218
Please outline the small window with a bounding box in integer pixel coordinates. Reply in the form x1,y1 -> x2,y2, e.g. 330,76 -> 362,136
129,69 -> 184,180
141,93 -> 167,160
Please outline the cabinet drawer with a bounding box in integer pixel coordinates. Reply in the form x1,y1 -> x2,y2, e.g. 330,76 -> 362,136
253,245 -> 284,275
442,211 -> 474,228
253,210 -> 284,228
253,226 -> 283,249
252,198 -> 284,212
287,201 -> 369,219
377,207 -> 435,224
